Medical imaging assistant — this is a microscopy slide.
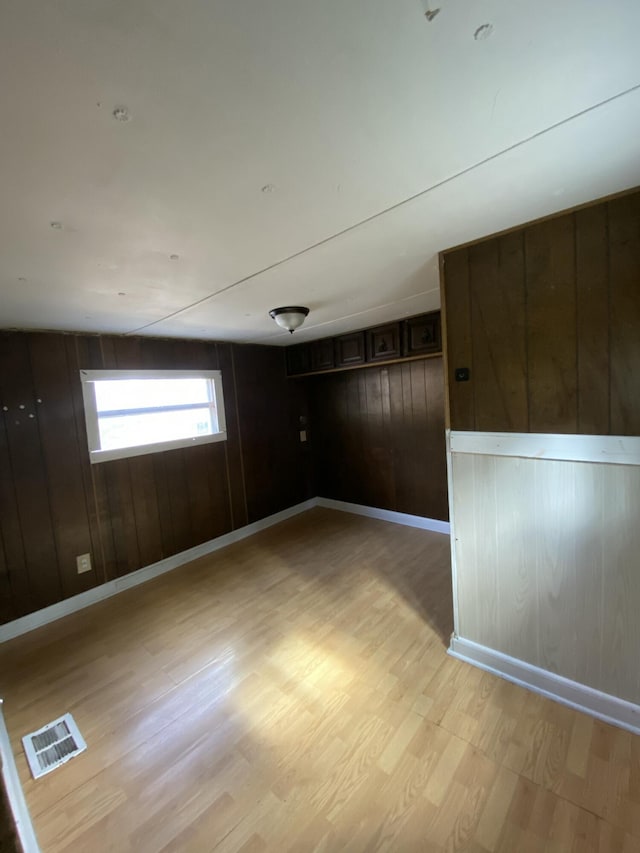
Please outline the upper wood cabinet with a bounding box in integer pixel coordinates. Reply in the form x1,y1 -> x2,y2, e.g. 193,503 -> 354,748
335,332 -> 366,367
311,338 -> 335,371
285,343 -> 311,376
285,311 -> 441,377
404,312 -> 441,356
366,323 -> 401,362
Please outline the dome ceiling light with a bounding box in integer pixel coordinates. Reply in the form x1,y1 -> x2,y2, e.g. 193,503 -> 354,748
269,306 -> 309,334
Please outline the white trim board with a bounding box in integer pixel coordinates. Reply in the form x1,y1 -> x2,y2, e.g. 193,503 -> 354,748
450,431 -> 640,467
0,700 -> 41,853
0,498 -> 447,644
0,499 -> 316,645
445,431 -> 460,635
315,498 -> 451,535
449,636 -> 640,737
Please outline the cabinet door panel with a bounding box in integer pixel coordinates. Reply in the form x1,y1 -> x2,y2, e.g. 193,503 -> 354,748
286,343 -> 311,376
367,324 -> 401,362
311,339 -> 335,371
404,312 -> 441,356
335,332 -> 365,367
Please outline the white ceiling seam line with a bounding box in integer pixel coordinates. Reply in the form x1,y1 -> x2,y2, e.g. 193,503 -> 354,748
124,80 -> 640,338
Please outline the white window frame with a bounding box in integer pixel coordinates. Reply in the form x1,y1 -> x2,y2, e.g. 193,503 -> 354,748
79,368 -> 227,464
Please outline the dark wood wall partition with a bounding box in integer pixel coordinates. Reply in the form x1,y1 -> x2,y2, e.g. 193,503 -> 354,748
443,189 -> 640,435
308,357 -> 448,522
233,344 -> 314,522
0,332 -> 310,624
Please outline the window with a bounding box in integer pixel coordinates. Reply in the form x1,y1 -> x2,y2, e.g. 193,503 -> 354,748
80,369 -> 227,463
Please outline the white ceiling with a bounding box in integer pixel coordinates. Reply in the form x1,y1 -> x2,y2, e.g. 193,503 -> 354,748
1,0 -> 639,345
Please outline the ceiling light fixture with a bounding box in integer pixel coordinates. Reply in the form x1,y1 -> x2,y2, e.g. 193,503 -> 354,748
269,306 -> 309,334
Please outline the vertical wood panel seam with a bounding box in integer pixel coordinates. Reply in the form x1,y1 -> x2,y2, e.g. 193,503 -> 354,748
606,204 -> 612,435
523,231 -> 531,432
230,345 -> 249,524
469,253 -> 476,431
98,335 -> 108,370
0,527 -> 7,583
149,453 -> 165,560
423,362 -> 430,515
124,470 -> 142,571
0,411 -> 27,602
598,468 -> 605,686
217,343 -> 235,531
114,343 -> 143,570
439,253 -> 452,431
382,367 -> 396,511
533,462 -> 540,664
574,213 -> 580,432
95,336 -> 117,582
71,336 -> 108,584
467,250 -> 475,432
89,466 -> 109,585
26,335 -> 63,601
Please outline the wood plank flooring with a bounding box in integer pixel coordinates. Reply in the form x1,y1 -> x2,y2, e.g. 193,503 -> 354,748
0,508 -> 639,852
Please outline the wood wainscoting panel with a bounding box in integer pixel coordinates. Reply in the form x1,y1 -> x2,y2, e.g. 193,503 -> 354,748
451,449 -> 640,706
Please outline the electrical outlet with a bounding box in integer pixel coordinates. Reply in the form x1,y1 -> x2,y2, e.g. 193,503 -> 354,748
76,553 -> 92,574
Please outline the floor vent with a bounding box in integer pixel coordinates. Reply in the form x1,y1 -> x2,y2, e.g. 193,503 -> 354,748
22,713 -> 86,780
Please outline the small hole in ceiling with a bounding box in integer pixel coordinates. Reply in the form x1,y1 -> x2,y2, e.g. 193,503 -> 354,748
112,106 -> 131,122
424,8 -> 440,21
50,221 -> 63,230
118,291 -> 126,296
18,277 -> 27,282
170,254 -> 179,261
261,184 -> 276,193
474,23 -> 494,40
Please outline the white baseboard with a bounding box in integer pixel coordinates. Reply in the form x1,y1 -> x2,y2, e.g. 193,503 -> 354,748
0,700 -> 41,853
0,499 -> 317,644
449,635 -> 640,736
316,497 -> 451,535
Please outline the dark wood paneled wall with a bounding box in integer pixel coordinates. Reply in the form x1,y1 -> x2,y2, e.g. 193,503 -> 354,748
0,332 -> 310,624
308,357 -> 448,521
442,189 -> 640,434
233,344 -> 314,522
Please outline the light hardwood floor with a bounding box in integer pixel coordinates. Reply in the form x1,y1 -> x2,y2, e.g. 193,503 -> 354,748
0,508 -> 639,852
